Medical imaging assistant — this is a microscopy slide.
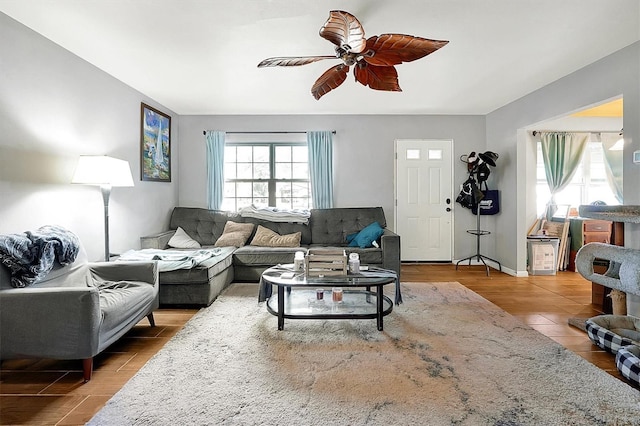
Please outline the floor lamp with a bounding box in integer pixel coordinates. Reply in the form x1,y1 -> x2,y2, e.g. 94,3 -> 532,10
72,155 -> 134,261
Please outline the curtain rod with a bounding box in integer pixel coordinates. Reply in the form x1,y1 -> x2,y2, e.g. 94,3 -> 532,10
202,130 -> 336,135
532,130 -> 620,136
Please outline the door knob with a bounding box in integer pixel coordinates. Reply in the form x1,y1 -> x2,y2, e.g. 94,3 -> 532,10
446,198 -> 451,204
446,207 -> 452,212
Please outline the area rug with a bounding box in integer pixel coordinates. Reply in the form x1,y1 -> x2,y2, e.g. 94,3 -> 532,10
88,282 -> 640,425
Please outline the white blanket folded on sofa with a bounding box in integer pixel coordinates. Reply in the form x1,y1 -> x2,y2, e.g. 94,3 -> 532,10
239,205 -> 310,224
118,248 -> 222,272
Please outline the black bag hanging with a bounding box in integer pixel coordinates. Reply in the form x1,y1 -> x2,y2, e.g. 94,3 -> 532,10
456,176 -> 483,210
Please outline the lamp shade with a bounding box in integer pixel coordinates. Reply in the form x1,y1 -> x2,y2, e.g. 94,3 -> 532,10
72,155 -> 134,187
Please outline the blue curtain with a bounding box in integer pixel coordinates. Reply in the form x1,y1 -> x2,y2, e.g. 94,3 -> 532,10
307,131 -> 334,208
205,130 -> 225,210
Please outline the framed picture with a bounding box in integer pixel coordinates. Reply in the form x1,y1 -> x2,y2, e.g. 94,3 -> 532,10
140,103 -> 171,182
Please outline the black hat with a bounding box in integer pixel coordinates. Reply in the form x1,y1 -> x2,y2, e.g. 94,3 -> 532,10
478,151 -> 498,167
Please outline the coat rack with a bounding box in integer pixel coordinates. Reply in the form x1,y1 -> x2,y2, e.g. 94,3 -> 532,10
456,199 -> 502,276
455,151 -> 502,276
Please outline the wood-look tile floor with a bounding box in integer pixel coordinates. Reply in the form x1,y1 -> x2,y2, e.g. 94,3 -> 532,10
0,264 -> 632,425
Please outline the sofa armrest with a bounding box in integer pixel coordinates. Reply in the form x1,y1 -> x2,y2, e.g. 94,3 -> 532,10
0,286 -> 101,359
380,229 -> 401,281
89,261 -> 159,286
140,230 -> 175,249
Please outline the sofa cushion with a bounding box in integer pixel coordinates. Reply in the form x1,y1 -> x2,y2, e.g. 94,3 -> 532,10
98,279 -> 158,345
309,207 -> 387,245
170,208 -> 239,246
347,221 -> 384,248
250,225 -> 301,248
233,246 -> 306,267
159,246 -> 235,285
214,221 -> 255,248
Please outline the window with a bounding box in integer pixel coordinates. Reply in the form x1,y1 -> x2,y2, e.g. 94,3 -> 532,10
536,141 -> 619,216
222,142 -> 312,211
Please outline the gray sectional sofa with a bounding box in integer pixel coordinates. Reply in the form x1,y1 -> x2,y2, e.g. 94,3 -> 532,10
141,206 -> 401,306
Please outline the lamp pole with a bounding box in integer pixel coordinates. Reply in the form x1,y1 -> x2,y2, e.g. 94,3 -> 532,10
100,184 -> 112,262
72,155 -> 133,262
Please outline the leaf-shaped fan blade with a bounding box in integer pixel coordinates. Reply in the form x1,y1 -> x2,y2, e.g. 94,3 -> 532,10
258,56 -> 337,68
319,10 -> 366,54
311,64 -> 349,100
353,63 -> 401,92
363,34 -> 449,67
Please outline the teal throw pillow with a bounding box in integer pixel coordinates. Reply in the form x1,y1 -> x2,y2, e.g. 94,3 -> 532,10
347,222 -> 384,248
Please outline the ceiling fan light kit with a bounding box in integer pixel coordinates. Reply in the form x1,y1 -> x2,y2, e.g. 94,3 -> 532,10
258,10 -> 449,99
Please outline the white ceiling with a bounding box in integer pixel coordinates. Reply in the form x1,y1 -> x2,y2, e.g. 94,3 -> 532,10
2,0 -> 639,115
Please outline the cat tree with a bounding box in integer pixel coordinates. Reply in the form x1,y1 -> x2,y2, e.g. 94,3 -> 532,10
576,205 -> 640,296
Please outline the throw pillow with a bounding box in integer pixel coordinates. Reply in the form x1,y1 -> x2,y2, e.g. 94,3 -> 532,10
250,225 -> 301,247
347,221 -> 385,248
168,227 -> 201,249
214,221 -> 255,247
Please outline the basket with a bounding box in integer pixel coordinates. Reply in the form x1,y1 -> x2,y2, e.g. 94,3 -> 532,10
305,248 -> 347,277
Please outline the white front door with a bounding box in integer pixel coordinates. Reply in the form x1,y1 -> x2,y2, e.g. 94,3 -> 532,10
395,139 -> 453,261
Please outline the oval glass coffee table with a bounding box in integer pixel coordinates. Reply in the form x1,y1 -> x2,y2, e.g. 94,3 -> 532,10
260,265 -> 396,331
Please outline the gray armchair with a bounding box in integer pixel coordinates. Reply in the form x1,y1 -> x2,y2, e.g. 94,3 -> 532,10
0,246 -> 159,381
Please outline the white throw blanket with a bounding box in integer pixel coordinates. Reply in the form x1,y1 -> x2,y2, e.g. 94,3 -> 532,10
239,205 -> 310,224
118,248 -> 221,272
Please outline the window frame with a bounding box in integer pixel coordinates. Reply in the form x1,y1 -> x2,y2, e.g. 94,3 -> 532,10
223,141 -> 312,211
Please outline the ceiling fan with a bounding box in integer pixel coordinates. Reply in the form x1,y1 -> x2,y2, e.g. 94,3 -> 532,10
258,10 -> 449,100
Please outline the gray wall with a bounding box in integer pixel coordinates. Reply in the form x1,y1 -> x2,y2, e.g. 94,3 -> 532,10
0,13 -> 179,261
4,8 -> 638,271
487,41 -> 640,273
179,115 -> 487,259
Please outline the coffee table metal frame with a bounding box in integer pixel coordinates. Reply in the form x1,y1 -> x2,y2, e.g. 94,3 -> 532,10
261,267 -> 395,331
